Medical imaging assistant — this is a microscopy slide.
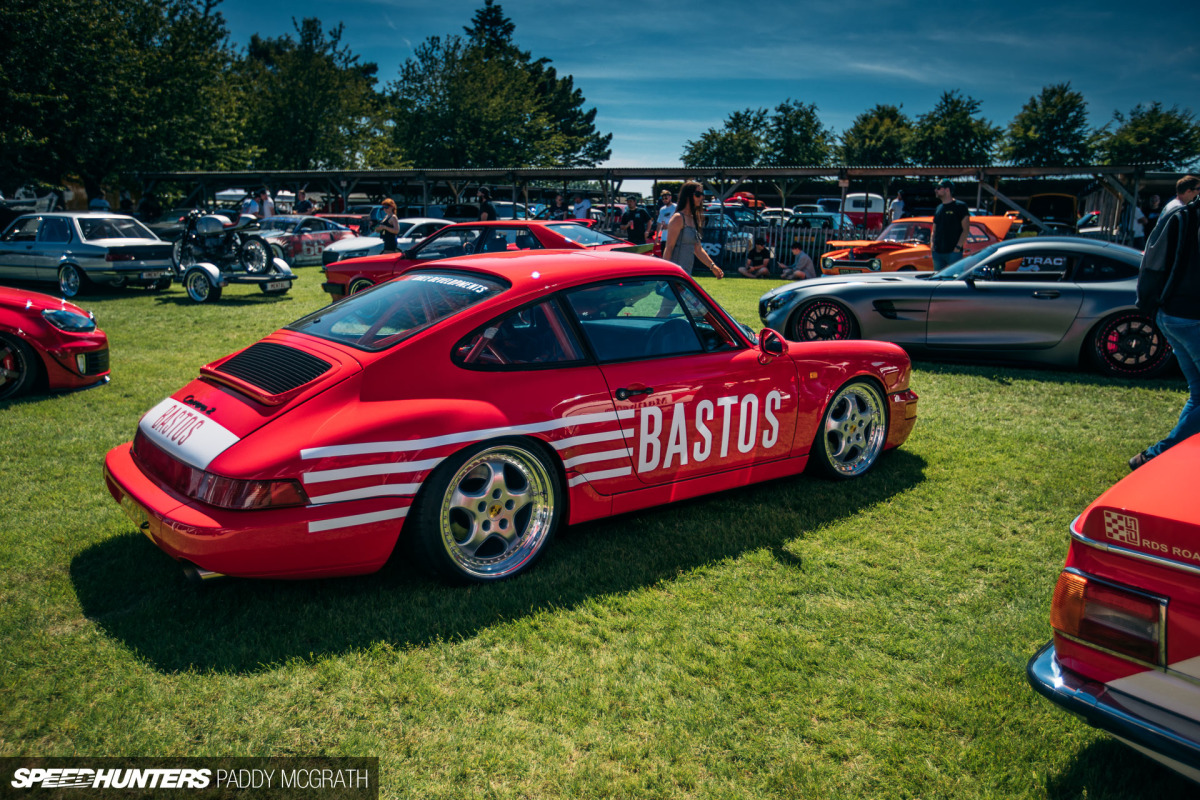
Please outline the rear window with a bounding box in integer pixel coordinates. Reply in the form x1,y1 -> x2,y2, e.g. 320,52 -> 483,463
288,271 -> 507,351
78,216 -> 155,240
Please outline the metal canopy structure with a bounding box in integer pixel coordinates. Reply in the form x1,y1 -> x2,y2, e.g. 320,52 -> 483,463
135,163 -> 1161,237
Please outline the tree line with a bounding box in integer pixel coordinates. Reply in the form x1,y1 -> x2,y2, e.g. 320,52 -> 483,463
684,88 -> 1200,171
0,0 -> 610,200
2,0 -> 1197,205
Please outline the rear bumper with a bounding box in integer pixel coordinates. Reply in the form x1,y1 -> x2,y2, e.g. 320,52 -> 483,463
1027,641 -> 1200,778
103,442 -> 405,579
81,264 -> 173,285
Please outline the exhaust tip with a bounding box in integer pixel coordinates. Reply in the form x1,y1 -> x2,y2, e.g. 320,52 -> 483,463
181,561 -> 226,584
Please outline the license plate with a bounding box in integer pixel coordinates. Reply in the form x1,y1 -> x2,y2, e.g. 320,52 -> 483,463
119,493 -> 152,540
140,271 -> 165,279
265,280 -> 291,291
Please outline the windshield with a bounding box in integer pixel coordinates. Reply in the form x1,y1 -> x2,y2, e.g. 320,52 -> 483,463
289,271 -> 507,351
930,243 -> 1003,279
78,216 -> 156,240
258,217 -> 300,232
877,221 -> 931,243
547,223 -> 622,246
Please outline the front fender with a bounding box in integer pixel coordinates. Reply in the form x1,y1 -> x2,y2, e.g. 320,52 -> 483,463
190,261 -> 224,285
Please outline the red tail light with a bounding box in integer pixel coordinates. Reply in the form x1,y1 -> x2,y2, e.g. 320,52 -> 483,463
1051,570 -> 1165,666
106,252 -> 138,262
132,431 -> 307,510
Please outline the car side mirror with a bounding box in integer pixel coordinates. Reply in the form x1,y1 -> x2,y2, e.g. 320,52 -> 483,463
758,327 -> 786,359
401,248 -> 416,259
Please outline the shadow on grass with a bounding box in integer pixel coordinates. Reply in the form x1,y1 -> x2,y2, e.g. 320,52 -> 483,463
152,292 -> 297,308
71,450 -> 926,674
1043,738 -> 1194,798
911,358 -> 1185,389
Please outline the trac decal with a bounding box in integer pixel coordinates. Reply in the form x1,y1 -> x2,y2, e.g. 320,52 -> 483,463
1017,255 -> 1066,272
637,391 -> 784,472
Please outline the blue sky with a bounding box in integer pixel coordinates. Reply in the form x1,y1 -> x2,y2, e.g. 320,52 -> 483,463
223,0 -> 1200,170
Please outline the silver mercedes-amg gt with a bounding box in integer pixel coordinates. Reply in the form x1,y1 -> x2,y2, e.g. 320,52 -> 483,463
759,238 -> 1172,378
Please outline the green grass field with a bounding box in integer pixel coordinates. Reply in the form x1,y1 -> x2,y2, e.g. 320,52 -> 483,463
0,269 -> 1192,798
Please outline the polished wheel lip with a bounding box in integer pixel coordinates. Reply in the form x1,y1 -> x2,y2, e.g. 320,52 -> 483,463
437,445 -> 554,580
185,271 -> 212,302
822,382 -> 886,476
58,265 -> 81,297
348,278 -> 374,295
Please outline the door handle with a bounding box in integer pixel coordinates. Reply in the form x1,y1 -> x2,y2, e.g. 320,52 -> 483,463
1032,290 -> 1060,299
615,386 -> 654,401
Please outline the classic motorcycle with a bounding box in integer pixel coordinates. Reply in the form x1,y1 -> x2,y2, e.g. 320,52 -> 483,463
171,209 -> 274,275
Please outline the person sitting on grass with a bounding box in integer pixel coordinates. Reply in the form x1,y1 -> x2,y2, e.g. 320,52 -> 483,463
780,241 -> 817,280
740,238 -> 774,278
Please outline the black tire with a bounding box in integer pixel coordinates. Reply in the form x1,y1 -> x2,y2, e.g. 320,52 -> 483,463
239,236 -> 272,274
897,265 -> 917,272
58,264 -> 89,298
790,299 -> 859,342
348,278 -> 374,295
0,332 -> 38,401
809,379 -> 888,480
1088,312 -> 1173,378
172,238 -> 197,270
184,268 -> 222,303
410,438 -> 562,584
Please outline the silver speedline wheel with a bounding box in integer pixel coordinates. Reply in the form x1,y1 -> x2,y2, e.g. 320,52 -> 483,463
414,440 -> 561,583
811,380 -> 887,479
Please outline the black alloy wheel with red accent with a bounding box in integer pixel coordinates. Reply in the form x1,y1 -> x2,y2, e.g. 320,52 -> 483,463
791,299 -> 859,342
1088,312 -> 1173,378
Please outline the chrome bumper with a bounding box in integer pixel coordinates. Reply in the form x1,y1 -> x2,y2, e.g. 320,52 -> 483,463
1027,641 -> 1200,773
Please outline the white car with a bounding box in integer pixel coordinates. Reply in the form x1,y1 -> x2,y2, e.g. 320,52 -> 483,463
320,217 -> 451,266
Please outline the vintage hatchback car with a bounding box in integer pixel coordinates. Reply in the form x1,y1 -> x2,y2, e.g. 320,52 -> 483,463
321,218 -> 452,266
0,212 -> 173,297
760,238 -> 1171,378
820,216 -> 1013,275
104,251 -> 918,584
0,286 -> 109,400
256,215 -> 356,267
321,221 -> 651,300
1028,433 -> 1200,782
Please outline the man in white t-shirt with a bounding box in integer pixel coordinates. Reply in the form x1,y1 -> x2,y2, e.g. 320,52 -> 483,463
242,188 -> 275,219
573,194 -> 591,220
655,190 -> 677,251
888,191 -> 904,223
1162,175 -> 1200,219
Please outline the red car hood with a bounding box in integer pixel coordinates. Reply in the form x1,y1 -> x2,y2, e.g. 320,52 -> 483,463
137,331 -> 364,470
0,286 -> 91,317
1077,435 -> 1200,562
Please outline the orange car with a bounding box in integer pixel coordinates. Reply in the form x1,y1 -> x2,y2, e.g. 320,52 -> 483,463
819,216 -> 1014,274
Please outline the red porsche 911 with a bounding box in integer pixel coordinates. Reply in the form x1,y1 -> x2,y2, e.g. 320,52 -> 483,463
320,220 -> 652,301
105,251 -> 918,584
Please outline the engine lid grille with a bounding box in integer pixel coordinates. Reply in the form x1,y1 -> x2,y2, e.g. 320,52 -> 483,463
216,342 -> 331,396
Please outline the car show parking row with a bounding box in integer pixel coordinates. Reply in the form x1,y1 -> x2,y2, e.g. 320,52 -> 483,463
2,205 -> 1198,786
